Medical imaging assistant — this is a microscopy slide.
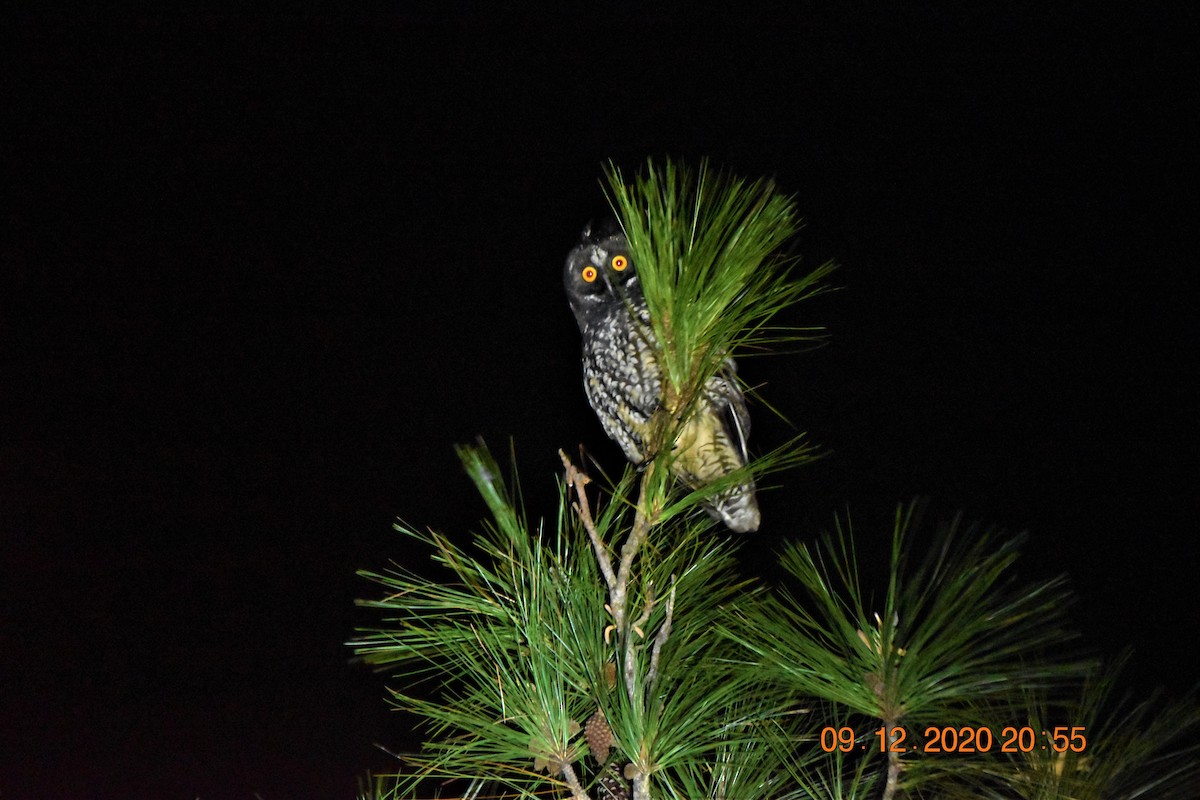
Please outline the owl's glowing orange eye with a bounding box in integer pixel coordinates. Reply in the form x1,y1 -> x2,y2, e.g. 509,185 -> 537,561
611,255 -> 628,271
581,265 -> 598,283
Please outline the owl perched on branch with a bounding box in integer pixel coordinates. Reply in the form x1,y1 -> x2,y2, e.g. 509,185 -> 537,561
563,222 -> 761,533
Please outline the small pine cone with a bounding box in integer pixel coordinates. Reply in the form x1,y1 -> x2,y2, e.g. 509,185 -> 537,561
598,765 -> 629,800
585,707 -> 613,764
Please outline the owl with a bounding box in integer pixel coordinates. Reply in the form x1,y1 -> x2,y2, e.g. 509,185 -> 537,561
563,222 -> 761,533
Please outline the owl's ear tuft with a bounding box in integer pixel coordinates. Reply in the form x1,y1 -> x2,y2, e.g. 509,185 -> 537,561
581,217 -> 621,243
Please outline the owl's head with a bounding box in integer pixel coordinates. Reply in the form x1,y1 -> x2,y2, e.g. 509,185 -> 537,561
563,222 -> 636,330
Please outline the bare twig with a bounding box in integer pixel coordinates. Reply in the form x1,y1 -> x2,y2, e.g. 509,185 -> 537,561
561,440 -> 664,794
646,580 -> 676,690
883,746 -> 901,800
623,583 -> 655,702
881,722 -> 902,800
560,449 -> 617,592
611,459 -> 658,634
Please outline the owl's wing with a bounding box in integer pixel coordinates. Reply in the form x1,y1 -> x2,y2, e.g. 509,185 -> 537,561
716,358 -> 752,463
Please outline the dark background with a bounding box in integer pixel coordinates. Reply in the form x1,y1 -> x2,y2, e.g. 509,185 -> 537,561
3,7 -> 1196,799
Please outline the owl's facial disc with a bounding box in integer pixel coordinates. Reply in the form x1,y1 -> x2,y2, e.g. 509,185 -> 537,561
563,225 -> 638,330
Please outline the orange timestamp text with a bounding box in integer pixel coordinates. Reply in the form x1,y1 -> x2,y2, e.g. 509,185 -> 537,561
819,725 -> 1088,755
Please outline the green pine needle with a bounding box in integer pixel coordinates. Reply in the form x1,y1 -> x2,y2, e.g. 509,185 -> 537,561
349,161 -> 1194,800
723,503 -> 1098,793
604,158 -> 834,415
943,653 -> 1200,800
602,158 -> 833,530
352,444 -> 803,798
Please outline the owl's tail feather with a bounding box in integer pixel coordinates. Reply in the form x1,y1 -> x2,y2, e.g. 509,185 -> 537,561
705,482 -> 761,533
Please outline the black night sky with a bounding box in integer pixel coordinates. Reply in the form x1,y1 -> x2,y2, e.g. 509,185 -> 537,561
4,7 -> 1197,799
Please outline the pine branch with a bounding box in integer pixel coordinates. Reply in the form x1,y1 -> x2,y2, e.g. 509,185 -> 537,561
562,449 -> 617,593
559,760 -> 592,800
724,502 -> 1098,795
612,459 -> 660,639
645,581 -> 675,691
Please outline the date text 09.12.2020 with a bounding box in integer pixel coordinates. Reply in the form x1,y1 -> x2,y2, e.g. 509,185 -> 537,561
820,725 -> 1088,754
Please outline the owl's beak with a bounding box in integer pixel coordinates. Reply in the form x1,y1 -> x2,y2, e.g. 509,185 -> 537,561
601,267 -> 632,307
599,266 -> 616,295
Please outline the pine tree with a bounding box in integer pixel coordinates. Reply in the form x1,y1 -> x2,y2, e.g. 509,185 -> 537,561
351,160 -> 1200,800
